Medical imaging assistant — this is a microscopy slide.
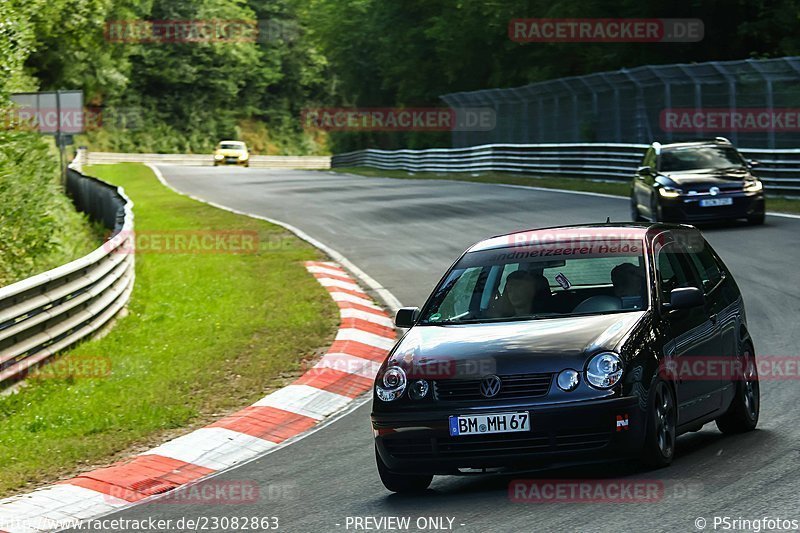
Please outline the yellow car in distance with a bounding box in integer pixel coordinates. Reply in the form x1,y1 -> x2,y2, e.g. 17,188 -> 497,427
213,140 -> 250,167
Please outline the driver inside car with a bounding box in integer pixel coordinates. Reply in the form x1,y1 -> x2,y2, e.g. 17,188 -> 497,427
487,269 -> 550,318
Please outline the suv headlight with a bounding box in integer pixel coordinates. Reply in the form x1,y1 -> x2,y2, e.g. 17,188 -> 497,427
744,179 -> 763,192
658,187 -> 682,198
585,352 -> 623,389
376,366 -> 407,401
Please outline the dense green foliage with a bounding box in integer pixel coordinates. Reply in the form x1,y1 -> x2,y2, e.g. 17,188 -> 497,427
0,131 -> 99,286
301,0 -> 800,150
1,4 -> 100,286
3,0 -> 800,152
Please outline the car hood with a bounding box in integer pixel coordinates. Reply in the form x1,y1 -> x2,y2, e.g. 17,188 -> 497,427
661,168 -> 752,191
387,312 -> 646,378
216,149 -> 247,157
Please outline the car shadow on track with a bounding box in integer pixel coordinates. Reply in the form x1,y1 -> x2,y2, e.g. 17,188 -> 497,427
374,428 -> 774,507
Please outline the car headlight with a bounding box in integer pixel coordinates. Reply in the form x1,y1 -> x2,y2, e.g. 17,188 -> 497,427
658,187 -> 682,198
239,153 -> 248,160
585,352 -> 623,389
214,154 -> 223,160
744,180 -> 763,192
376,366 -> 407,401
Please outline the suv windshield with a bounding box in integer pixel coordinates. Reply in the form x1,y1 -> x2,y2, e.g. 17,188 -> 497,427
659,146 -> 745,172
420,239 -> 648,325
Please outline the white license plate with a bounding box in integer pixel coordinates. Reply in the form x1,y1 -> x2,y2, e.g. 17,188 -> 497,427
449,412 -> 530,436
700,197 -> 733,207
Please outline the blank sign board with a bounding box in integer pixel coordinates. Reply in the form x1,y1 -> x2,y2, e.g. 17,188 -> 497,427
9,91 -> 84,134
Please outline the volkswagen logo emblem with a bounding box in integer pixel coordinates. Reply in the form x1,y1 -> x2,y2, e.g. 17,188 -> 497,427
480,375 -> 502,398
709,186 -> 720,196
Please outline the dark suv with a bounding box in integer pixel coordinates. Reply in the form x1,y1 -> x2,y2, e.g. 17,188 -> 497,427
372,223 -> 759,492
630,138 -> 766,225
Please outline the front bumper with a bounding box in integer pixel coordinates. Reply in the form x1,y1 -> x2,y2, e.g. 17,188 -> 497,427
372,395 -> 644,474
661,192 -> 764,222
214,157 -> 249,166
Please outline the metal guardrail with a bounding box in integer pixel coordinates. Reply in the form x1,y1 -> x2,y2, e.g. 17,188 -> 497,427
0,160 -> 135,386
332,143 -> 800,196
83,151 -> 331,169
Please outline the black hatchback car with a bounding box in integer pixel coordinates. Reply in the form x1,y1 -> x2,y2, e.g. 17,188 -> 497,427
372,223 -> 759,492
630,138 -> 765,225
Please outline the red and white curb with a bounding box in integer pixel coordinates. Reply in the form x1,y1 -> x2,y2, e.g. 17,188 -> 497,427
0,261 -> 395,532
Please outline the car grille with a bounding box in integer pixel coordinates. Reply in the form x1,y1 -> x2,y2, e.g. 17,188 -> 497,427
383,429 -> 610,460
433,373 -> 553,402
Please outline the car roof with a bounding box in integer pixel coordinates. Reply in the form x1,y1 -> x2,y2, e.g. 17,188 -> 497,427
219,140 -> 245,145
468,222 -> 692,253
655,137 -> 733,151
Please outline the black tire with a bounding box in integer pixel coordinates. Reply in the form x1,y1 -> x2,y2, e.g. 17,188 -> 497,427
630,198 -> 643,221
716,343 -> 759,434
375,446 -> 432,493
640,379 -> 677,468
747,212 -> 765,225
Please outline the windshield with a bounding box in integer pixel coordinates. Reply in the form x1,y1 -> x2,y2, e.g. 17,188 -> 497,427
219,142 -> 245,150
659,146 -> 745,172
420,239 -> 648,325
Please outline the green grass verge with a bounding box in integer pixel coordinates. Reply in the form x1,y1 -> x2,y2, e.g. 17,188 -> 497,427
0,163 -> 339,497
331,167 -> 800,215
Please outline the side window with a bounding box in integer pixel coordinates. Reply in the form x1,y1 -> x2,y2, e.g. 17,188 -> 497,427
436,267 -> 482,319
686,245 -> 724,293
656,244 -> 696,303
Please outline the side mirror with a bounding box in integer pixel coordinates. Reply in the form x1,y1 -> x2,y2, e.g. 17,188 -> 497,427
747,159 -> 760,168
666,287 -> 704,310
636,166 -> 653,177
394,307 -> 420,328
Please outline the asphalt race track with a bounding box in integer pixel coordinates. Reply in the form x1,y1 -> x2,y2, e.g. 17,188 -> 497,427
86,166 -> 800,532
